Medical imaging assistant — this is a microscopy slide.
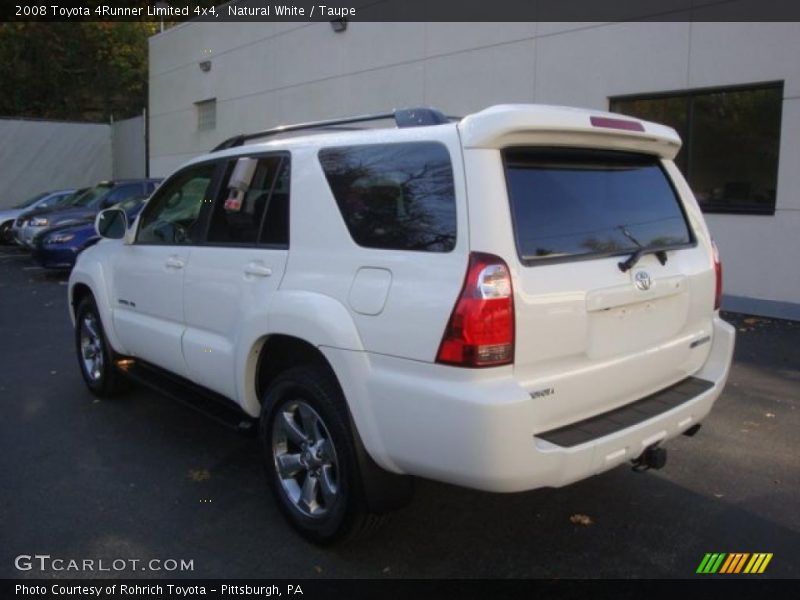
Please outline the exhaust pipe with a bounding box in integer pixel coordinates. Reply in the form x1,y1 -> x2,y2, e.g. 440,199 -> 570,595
632,445 -> 667,472
682,423 -> 702,437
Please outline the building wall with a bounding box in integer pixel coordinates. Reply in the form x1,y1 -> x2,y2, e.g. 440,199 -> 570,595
0,118 -> 112,208
112,114 -> 147,180
148,21 -> 800,318
0,116 -> 149,208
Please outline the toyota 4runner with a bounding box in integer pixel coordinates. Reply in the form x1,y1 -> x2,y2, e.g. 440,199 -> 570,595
68,104 -> 735,542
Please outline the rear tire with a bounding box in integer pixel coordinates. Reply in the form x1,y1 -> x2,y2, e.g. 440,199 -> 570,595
260,366 -> 383,543
74,296 -> 127,398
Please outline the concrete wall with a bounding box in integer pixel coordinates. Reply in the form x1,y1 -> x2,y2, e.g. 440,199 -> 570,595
0,115 -> 148,209
148,21 -> 800,318
112,114 -> 147,180
0,118 -> 111,208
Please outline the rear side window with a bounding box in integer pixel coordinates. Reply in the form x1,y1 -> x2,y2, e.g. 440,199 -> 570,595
104,184 -> 143,207
319,142 -> 456,252
207,155 -> 289,246
503,149 -> 693,264
260,160 -> 290,246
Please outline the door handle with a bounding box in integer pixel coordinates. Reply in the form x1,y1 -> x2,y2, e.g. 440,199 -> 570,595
244,263 -> 272,278
165,256 -> 185,269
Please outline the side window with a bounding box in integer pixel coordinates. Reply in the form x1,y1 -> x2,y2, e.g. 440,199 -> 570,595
137,165 -> 215,245
259,159 -> 290,246
318,142 -> 456,252
38,194 -> 64,209
103,184 -> 142,207
207,155 -> 289,246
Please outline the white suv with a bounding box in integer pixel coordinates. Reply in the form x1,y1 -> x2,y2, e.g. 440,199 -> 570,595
69,104 -> 735,542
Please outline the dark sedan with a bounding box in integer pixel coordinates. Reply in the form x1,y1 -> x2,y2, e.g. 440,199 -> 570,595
17,179 -> 160,247
32,195 -> 149,269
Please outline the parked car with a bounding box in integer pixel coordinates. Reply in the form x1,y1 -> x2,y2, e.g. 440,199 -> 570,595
11,187 -> 91,246
0,189 -> 75,244
69,105 -> 735,543
16,179 -> 160,248
33,195 -> 149,269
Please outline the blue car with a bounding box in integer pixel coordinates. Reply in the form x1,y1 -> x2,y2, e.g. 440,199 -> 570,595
32,195 -> 148,269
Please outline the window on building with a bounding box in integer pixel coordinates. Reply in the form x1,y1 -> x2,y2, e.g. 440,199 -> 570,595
196,98 -> 217,131
319,142 -> 457,252
610,82 -> 783,215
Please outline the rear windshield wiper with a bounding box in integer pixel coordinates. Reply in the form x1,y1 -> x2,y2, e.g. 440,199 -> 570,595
618,247 -> 668,272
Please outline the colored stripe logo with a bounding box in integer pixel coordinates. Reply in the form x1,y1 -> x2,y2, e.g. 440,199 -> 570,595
697,553 -> 773,574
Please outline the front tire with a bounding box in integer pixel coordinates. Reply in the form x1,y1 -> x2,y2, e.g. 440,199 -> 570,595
74,296 -> 126,398
260,366 -> 382,543
0,220 -> 14,245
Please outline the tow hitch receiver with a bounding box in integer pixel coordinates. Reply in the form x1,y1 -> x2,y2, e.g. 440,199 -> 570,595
632,445 -> 667,472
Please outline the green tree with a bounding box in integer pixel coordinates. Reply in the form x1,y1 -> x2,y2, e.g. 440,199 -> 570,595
0,22 -> 158,122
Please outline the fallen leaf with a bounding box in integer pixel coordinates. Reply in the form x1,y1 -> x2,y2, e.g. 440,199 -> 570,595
570,513 -> 593,526
743,317 -> 768,325
188,469 -> 211,482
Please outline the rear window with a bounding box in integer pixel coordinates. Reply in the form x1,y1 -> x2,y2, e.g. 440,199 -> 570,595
319,142 -> 456,252
503,149 -> 693,264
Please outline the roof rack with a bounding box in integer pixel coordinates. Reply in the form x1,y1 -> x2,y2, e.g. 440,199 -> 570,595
211,107 -> 454,152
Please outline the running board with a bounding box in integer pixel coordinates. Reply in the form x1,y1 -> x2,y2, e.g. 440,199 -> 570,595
117,359 -> 256,433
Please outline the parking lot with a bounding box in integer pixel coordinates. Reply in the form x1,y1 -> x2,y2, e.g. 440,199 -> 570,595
2,246 -> 798,579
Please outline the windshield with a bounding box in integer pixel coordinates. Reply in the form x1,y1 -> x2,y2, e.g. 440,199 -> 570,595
13,192 -> 48,209
504,149 -> 693,263
56,189 -> 87,208
72,185 -> 112,208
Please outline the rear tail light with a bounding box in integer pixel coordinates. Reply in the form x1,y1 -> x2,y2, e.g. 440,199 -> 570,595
712,239 -> 722,310
436,252 -> 514,367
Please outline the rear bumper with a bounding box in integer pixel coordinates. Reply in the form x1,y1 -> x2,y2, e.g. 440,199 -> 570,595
329,317 -> 735,493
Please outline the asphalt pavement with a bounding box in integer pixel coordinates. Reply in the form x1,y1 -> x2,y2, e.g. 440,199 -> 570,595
1,247 -> 798,579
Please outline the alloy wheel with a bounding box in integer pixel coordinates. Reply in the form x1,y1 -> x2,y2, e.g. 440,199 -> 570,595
272,400 -> 340,518
79,312 -> 104,382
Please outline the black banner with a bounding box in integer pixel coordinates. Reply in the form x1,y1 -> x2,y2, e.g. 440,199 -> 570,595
4,0 -> 800,23
4,579 -> 799,600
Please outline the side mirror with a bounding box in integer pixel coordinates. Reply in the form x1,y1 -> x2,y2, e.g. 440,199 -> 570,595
95,208 -> 128,240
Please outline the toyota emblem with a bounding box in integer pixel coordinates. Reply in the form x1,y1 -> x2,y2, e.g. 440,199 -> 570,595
634,271 -> 652,291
